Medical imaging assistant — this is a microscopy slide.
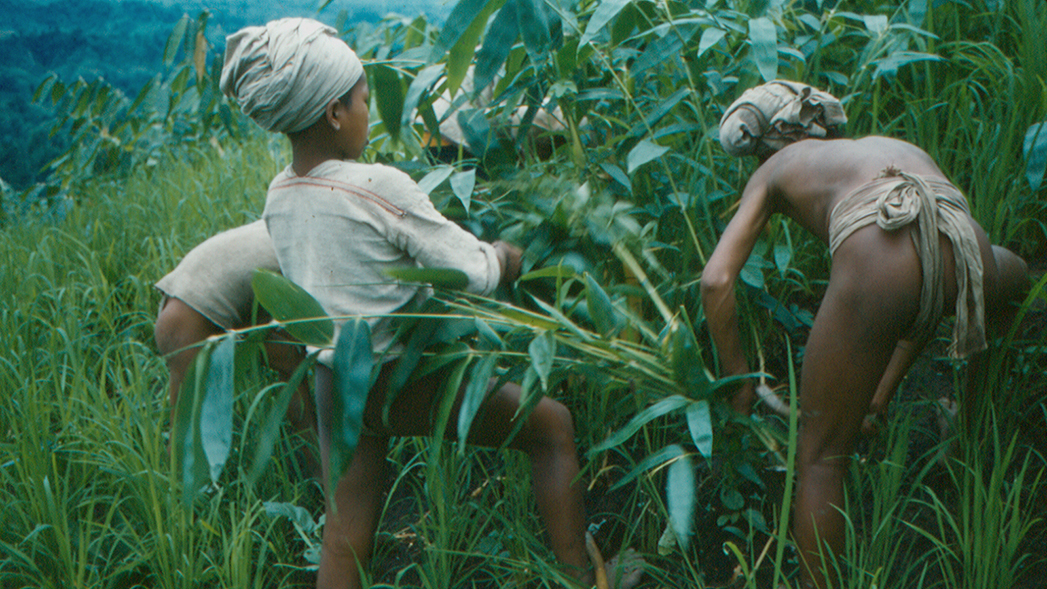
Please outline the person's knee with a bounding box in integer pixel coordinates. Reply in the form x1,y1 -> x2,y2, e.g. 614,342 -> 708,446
529,399 -> 577,451
796,419 -> 858,470
155,297 -> 221,356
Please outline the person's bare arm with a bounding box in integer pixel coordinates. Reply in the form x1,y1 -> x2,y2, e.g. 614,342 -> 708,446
859,337 -> 928,435
701,172 -> 776,414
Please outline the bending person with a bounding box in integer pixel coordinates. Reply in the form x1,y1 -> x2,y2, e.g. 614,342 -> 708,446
154,220 -> 316,465
704,80 -> 1030,588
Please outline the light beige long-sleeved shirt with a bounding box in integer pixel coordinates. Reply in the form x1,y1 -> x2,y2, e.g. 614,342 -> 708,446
263,160 -> 502,364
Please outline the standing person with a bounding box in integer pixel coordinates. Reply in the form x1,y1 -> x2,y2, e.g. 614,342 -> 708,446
219,18 -> 642,589
703,81 -> 1029,588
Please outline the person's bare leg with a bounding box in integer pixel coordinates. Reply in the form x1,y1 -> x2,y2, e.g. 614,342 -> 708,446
464,383 -> 591,580
314,364 -> 389,589
794,228 -> 922,589
375,372 -> 600,585
263,329 -> 318,475
984,244 -> 1030,333
958,238 -> 1030,437
154,297 -> 223,423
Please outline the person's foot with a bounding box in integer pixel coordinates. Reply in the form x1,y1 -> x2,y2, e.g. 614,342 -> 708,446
585,532 -> 645,589
603,548 -> 645,589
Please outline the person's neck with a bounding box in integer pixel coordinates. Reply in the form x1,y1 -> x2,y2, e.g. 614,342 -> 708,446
288,126 -> 343,177
291,151 -> 339,177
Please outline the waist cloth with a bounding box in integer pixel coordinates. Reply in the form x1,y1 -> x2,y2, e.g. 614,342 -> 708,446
827,167 -> 986,358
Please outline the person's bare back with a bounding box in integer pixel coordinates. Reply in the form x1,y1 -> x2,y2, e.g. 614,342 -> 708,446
753,136 -> 951,242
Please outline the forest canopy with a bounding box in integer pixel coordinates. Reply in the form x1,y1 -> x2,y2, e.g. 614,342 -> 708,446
0,0 -> 441,188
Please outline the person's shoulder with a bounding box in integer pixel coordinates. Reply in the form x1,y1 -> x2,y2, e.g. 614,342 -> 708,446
326,160 -> 411,184
327,161 -> 427,205
267,165 -> 296,188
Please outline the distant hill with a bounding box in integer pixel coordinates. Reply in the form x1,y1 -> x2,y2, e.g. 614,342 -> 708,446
0,0 -> 448,189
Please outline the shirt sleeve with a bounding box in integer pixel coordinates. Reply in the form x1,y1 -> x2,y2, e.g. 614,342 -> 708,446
373,166 -> 502,295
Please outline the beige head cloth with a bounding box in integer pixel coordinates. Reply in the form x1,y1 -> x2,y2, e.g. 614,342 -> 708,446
718,80 -> 847,157
220,18 -> 364,134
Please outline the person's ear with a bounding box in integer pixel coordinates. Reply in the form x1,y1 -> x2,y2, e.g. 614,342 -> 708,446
325,99 -> 343,131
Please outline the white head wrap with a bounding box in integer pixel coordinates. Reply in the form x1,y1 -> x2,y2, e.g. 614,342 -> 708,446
220,18 -> 364,134
718,80 -> 847,157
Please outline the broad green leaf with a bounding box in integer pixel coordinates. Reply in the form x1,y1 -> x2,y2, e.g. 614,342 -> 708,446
417,165 -> 455,194
51,78 -> 67,105
246,351 -> 319,485
372,65 -> 405,142
32,74 -> 57,104
457,353 -> 498,453
263,501 -> 319,536
668,317 -> 709,395
872,51 -> 942,79
686,400 -> 713,458
798,14 -> 821,31
457,108 -> 496,156
609,444 -> 685,491
908,0 -> 929,27
442,0 -> 509,93
400,64 -> 445,129
633,25 -> 696,74
667,454 -> 696,550
515,0 -> 552,58
580,0 -> 631,47
475,2 -> 520,92
505,365 -> 544,442
720,486 -> 744,510
475,318 -> 504,349
530,295 -> 590,338
634,88 -> 689,138
128,76 -> 158,114
252,269 -> 333,347
328,319 -> 374,495
773,243 -> 792,276
697,27 -> 726,58
863,14 -> 888,35
528,331 -> 556,391
749,17 -> 778,82
163,15 -> 190,65
436,0 -> 496,54
599,163 -> 631,192
1023,121 -> 1047,191
450,170 -> 476,213
430,344 -> 472,445
740,256 -> 765,289
386,267 -> 470,290
585,273 -> 621,337
200,335 -> 235,483
591,395 -> 690,453
383,315 -> 442,419
626,140 -> 670,174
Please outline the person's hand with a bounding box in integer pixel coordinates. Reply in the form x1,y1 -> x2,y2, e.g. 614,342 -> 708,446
492,240 -> 522,287
860,412 -> 882,437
